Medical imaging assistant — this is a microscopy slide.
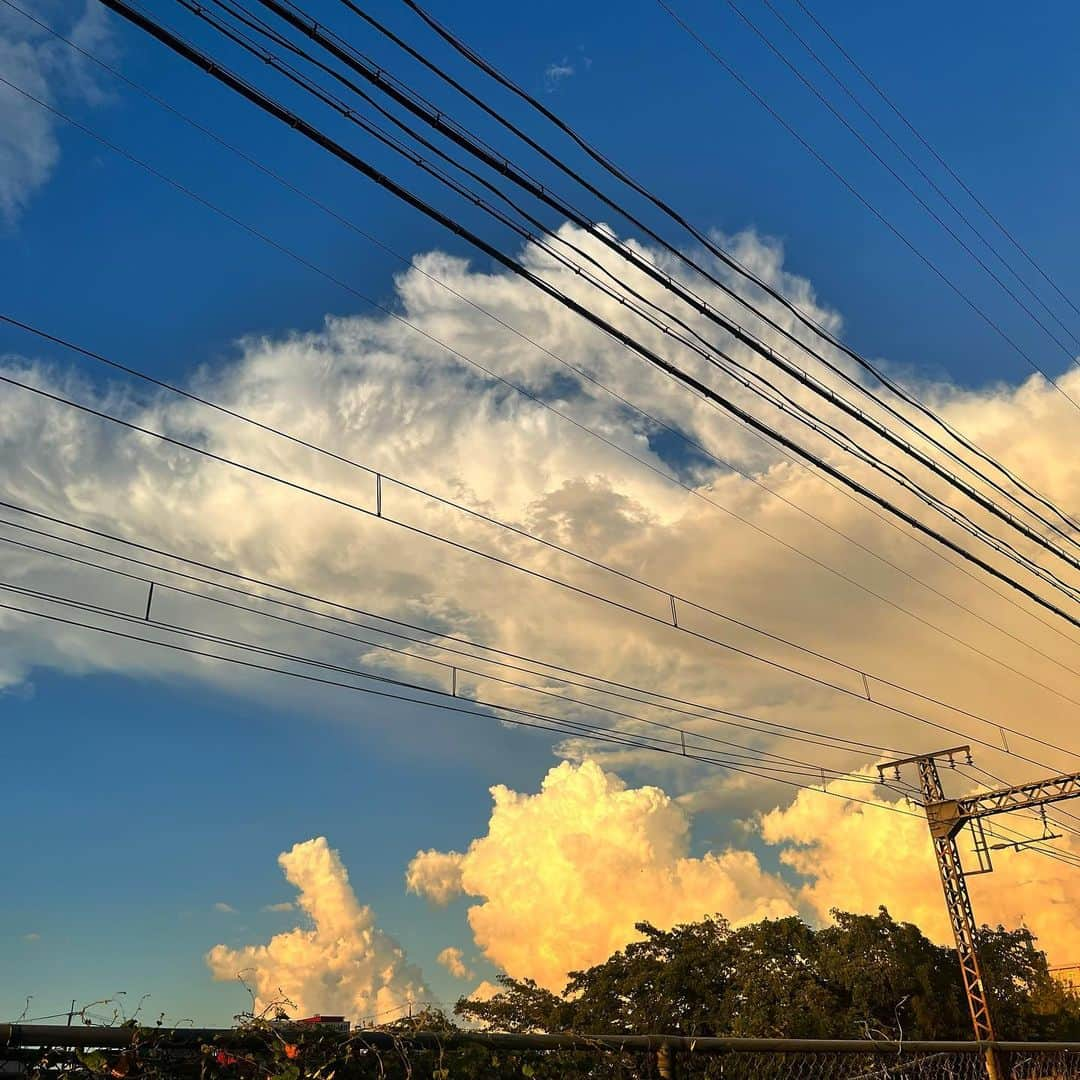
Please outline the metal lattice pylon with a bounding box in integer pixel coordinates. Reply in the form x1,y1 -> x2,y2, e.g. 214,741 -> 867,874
880,747 -> 1080,1080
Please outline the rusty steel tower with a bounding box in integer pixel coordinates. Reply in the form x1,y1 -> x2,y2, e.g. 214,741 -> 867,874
879,747 -> 1080,1080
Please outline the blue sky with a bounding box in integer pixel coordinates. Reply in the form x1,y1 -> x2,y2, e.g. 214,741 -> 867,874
2,0 -> 1079,1026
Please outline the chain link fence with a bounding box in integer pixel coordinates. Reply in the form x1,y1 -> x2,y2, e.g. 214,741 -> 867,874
2,1024 -> 1079,1079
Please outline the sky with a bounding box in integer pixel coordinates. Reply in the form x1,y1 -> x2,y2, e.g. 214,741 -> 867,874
1,0 -> 1079,1029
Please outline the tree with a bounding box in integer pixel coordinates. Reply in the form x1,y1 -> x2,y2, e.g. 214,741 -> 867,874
458,908 -> 1080,1043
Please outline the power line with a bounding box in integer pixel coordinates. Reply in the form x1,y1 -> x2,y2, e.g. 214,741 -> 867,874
2,82 -> 1079,753
4,0 -> 1071,660
2,12 -> 1071,764
2,90 -> 1079,778
788,0 -> 1080,328
393,0 -> 1080,536
232,0 -> 1080,577
653,0 -> 1080,413
724,0 -> 1080,360
755,0 -> 1080,352
7,309 -> 1080,714
67,9 -> 1080,632
4,0 -> 1079,656
16,0 -> 1080,608
178,0 -> 1080,616
2,495 -> 1076,774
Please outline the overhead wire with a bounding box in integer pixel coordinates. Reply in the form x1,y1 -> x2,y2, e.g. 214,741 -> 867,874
4,0 -> 1080,656
2,493 -> 1077,776
393,0 -> 1080,534
72,7 -> 1080,632
9,309 -> 1080,698
0,590 -> 928,815
788,0 -> 1080,327
755,0 -> 1080,352
4,58 -> 1080,749
4,2 -> 1075,777
653,0 -> 1080,414
11,580 -> 1076,853
0,510 -> 909,763
0,542 -> 902,783
724,0 -> 1080,359
228,0 -> 1080,575
172,0 -> 1080,622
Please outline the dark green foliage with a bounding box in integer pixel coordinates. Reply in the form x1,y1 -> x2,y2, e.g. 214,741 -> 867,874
11,910 -> 1079,1078
458,907 -> 1080,1042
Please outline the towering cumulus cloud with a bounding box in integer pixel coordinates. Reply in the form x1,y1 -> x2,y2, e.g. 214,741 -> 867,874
207,838 -> 426,1020
762,777 -> 1080,963
408,763 -> 1080,991
407,760 -> 796,990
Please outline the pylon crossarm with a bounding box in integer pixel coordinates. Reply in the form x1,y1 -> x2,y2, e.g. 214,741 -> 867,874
957,770 -> 1080,820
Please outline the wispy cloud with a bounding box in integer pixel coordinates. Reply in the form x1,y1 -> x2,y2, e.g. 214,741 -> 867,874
0,0 -> 113,222
436,946 -> 473,981
213,902 -> 236,914
543,57 -> 575,92
262,902 -> 295,913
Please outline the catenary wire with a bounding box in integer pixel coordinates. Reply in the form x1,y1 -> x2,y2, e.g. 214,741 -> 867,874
6,0 -> 1078,661
788,0 -> 1080,326
0,591 -> 927,815
2,495 -> 1076,776
1,563 -> 909,786
8,294 -> 1080,686
223,0 -> 1080,572
55,15 -> 1080,631
0,513 -> 910,763
394,0 -> 1080,534
4,353 -> 1080,765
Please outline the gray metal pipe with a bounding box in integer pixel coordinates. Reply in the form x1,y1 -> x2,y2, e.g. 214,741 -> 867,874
3,1025 -> 1080,1055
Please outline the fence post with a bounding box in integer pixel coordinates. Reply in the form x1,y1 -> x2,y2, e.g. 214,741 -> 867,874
657,1041 -> 677,1079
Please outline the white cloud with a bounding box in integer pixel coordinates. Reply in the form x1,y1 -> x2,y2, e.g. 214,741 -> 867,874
414,760 -> 1080,991
761,774 -> 1080,964
544,58 -> 574,91
410,760 -> 796,990
207,837 -> 427,1020
3,221 -> 1080,980
213,901 -> 236,913
0,0 -> 112,222
23,931 -> 40,942
406,850 -> 465,906
263,901 -> 295,913
468,978 -> 501,1002
436,946 -> 473,980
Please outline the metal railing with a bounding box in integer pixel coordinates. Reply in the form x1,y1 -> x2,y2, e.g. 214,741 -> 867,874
3,1024 -> 1079,1078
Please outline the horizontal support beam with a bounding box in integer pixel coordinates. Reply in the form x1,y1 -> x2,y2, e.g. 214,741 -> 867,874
4,1025 -> 1080,1056
959,771 -> 1080,820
